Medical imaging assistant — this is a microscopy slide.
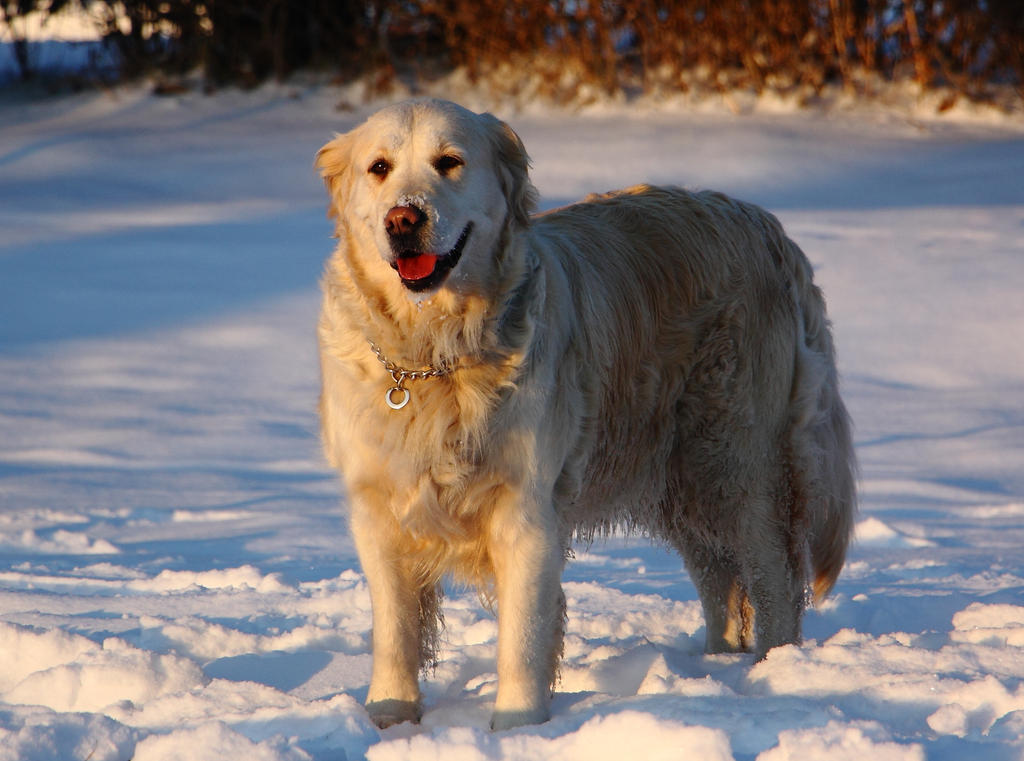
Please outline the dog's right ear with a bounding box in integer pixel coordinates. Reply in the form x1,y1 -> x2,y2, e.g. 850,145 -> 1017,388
315,134 -> 351,219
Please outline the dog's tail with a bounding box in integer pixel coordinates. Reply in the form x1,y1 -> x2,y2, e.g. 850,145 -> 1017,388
783,236 -> 858,604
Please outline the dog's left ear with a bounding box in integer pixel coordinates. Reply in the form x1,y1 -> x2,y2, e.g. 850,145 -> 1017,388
315,133 -> 352,220
482,114 -> 538,228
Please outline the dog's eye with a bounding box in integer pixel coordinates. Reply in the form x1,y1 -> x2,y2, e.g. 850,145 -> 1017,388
368,159 -> 391,178
434,154 -> 464,176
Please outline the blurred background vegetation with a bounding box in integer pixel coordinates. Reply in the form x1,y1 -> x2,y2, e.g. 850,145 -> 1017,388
2,1 -> 1021,103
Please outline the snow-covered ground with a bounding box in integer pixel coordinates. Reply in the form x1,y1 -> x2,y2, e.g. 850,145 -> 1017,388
1,83 -> 1023,760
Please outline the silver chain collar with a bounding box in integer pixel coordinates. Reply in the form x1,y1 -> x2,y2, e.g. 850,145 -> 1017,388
368,341 -> 453,410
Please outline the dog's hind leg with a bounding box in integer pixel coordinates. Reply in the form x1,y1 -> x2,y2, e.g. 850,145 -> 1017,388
675,536 -> 754,653
740,507 -> 806,660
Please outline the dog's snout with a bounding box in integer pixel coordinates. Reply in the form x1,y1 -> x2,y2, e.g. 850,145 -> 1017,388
385,205 -> 426,237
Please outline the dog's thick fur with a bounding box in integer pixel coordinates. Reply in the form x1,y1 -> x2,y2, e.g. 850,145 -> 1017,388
316,99 -> 856,730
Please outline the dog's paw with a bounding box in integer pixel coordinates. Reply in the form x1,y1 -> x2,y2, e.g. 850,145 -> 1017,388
704,639 -> 753,655
490,706 -> 550,731
366,698 -> 422,729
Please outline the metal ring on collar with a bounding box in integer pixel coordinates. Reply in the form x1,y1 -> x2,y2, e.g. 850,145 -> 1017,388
385,386 -> 411,410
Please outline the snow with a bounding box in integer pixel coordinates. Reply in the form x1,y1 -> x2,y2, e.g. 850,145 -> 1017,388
2,83 -> 1024,760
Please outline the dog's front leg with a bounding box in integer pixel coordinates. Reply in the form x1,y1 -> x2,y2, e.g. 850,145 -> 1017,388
350,501 -> 423,728
488,498 -> 565,730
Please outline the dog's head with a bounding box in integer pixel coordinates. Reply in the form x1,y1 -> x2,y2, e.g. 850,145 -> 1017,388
316,99 -> 537,297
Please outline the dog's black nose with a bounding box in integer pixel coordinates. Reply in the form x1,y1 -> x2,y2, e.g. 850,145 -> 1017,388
385,205 -> 426,237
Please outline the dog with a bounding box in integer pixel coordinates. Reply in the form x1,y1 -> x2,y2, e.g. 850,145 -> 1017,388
315,98 -> 856,731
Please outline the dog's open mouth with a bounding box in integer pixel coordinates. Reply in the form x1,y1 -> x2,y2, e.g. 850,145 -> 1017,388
392,223 -> 473,292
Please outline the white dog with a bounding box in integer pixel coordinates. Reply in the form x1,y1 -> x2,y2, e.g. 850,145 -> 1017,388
315,99 -> 856,730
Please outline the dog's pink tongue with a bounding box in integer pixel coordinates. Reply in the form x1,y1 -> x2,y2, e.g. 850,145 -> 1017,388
397,254 -> 438,281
